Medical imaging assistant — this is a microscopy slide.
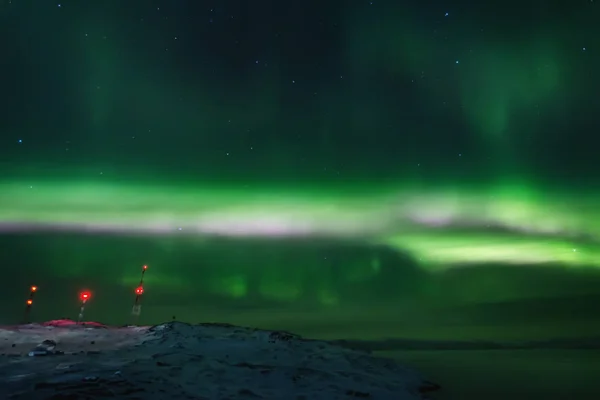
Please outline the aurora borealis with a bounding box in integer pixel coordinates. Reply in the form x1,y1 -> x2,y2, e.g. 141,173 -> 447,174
1,0 -> 599,341
2,180 -> 600,268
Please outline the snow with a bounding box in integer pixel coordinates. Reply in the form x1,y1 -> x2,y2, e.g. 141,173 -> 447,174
0,320 -> 439,399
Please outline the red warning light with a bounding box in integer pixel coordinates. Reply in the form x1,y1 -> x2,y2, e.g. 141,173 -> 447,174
135,286 -> 144,295
143,265 -> 148,270
31,286 -> 37,292
26,299 -> 33,305
80,291 -> 91,301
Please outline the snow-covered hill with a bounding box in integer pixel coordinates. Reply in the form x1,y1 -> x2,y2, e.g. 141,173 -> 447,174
0,320 -> 439,399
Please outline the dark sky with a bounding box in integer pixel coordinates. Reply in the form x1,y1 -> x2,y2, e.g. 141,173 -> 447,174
0,0 -> 599,341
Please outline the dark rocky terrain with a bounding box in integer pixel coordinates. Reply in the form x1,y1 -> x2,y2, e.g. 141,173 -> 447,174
0,320 -> 439,399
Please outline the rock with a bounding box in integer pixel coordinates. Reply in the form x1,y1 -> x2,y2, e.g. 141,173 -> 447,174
346,389 -> 371,398
28,340 -> 57,357
418,381 -> 441,393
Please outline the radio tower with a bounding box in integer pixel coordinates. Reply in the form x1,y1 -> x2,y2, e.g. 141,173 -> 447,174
131,265 -> 147,325
23,285 -> 38,324
77,290 -> 91,324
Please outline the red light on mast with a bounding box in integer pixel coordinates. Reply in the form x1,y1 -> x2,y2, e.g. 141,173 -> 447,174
135,286 -> 144,295
80,291 -> 91,301
31,286 -> 37,292
26,299 -> 33,305
143,265 -> 148,270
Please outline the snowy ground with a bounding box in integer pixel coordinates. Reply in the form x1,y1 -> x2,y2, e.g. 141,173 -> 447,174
0,320 -> 439,399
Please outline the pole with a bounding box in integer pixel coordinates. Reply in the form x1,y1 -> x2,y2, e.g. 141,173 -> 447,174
131,265 -> 147,325
23,285 -> 37,324
77,299 -> 87,324
77,291 -> 91,324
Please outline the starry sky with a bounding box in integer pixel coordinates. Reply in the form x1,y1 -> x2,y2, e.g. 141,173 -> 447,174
0,0 -> 599,341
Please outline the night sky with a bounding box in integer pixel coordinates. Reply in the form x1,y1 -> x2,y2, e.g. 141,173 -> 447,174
1,0 -> 599,341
